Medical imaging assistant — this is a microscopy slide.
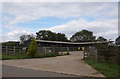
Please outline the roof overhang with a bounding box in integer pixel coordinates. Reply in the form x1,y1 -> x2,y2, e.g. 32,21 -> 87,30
36,40 -> 108,45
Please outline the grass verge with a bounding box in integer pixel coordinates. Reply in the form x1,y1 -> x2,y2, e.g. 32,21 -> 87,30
2,52 -> 64,60
85,59 -> 119,79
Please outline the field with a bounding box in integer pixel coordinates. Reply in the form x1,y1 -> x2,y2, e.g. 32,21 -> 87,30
85,59 -> 119,79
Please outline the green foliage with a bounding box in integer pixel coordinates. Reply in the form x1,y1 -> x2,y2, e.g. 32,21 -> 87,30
97,36 -> 107,42
85,59 -> 118,78
115,36 -> 120,46
27,38 -> 38,57
70,29 -> 96,42
36,30 -> 68,42
2,41 -> 19,46
56,33 -> 68,42
20,34 -> 34,44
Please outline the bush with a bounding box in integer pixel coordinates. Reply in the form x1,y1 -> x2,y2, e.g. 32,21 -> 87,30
27,38 -> 38,57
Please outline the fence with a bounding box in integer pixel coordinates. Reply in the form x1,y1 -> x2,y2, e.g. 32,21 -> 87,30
84,47 -> 98,61
84,46 -> 119,63
97,48 -> 119,63
2,46 -> 82,55
38,47 -> 80,52
2,46 -> 26,55
37,47 -> 71,55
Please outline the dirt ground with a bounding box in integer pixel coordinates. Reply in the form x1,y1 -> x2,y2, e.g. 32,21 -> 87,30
2,51 -> 105,77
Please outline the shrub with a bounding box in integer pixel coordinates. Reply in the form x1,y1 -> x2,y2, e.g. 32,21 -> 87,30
27,38 -> 38,57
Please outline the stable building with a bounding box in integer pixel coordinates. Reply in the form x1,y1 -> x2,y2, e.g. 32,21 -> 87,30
24,40 -> 108,53
24,40 -> 107,48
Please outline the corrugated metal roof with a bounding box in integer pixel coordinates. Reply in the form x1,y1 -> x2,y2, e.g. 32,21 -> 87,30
36,40 -> 108,45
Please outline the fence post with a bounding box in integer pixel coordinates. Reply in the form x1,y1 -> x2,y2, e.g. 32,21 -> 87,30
6,46 -> 8,55
96,49 -> 98,61
83,51 -> 85,59
44,47 -> 46,53
61,47 -> 63,55
53,47 -> 55,54
14,46 -> 16,55
67,47 -> 69,54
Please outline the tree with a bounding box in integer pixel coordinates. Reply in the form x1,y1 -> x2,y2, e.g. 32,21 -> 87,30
20,34 -> 34,44
70,29 -> 96,42
27,38 -> 38,57
56,33 -> 68,42
2,41 -> 19,46
36,30 -> 68,42
36,30 -> 56,40
97,36 -> 107,42
115,36 -> 120,46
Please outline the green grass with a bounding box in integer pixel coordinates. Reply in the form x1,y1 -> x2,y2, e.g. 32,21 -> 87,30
1,52 -> 63,60
2,54 -> 27,60
85,59 -> 119,79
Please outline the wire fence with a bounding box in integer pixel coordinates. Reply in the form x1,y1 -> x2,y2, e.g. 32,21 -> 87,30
84,46 -> 119,63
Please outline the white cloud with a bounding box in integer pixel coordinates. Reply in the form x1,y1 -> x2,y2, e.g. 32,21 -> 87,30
2,29 -> 33,42
2,2 -> 118,42
4,18 -> 117,42
8,30 -> 29,36
46,18 -> 118,40
2,2 -> 117,28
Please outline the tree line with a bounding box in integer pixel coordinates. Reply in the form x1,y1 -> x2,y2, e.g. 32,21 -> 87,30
20,29 -> 108,44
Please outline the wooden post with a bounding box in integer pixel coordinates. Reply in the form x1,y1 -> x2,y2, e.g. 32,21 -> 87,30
96,49 -> 98,61
61,47 -> 63,55
67,47 -> 69,54
83,51 -> 85,59
44,47 -> 46,53
14,46 -> 16,55
6,46 -> 8,55
53,47 -> 55,54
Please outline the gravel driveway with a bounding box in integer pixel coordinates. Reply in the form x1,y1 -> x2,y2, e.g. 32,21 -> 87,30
2,51 -> 105,77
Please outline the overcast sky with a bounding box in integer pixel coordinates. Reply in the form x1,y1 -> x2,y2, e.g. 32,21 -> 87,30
1,2 -> 118,42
